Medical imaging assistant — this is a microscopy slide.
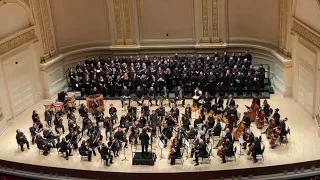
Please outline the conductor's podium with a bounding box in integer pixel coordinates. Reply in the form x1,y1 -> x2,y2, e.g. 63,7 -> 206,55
86,94 -> 105,114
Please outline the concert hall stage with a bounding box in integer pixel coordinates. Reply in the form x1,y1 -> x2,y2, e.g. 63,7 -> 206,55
132,152 -> 157,166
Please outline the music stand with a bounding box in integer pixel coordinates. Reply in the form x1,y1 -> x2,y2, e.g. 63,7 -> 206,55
238,136 -> 245,157
158,140 -> 165,160
121,142 -> 129,161
184,140 -> 190,159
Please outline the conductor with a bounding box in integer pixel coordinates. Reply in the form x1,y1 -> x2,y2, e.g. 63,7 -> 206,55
139,128 -> 150,157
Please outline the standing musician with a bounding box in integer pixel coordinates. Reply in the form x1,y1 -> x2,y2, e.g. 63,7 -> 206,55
278,118 -> 289,142
212,94 -> 224,115
160,123 -> 173,148
273,108 -> 281,126
109,104 -> 118,124
16,129 -> 30,152
193,87 -> 203,107
225,94 -> 236,111
252,95 -> 261,108
129,122 -> 140,144
170,104 -> 179,120
44,109 -> 53,127
108,137 -> 120,157
194,139 -> 208,166
148,87 -> 158,106
29,123 -> 39,144
139,128 -> 150,157
79,103 -> 88,118
263,100 -> 271,122
251,137 -> 262,163
57,137 -> 73,160
114,128 -> 128,148
242,130 -> 254,150
170,139 -> 181,165
67,110 -> 76,122
54,117 -> 65,134
203,92 -> 212,113
182,114 -> 191,131
99,143 -> 114,166
104,116 -> 113,139
43,128 -> 60,148
184,104 -> 192,120
149,110 -> 158,137
79,140 -> 93,161
221,139 -> 234,164
174,86 -> 185,107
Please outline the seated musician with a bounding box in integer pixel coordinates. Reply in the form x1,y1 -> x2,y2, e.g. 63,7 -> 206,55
194,139 -> 208,166
243,112 -> 251,130
138,115 -> 147,128
203,92 -> 212,113
182,114 -> 191,131
119,115 -> 130,132
212,119 -> 222,136
35,134 -> 52,156
114,128 -> 128,148
193,114 -> 205,129
44,109 -> 53,127
148,87 -> 158,106
225,128 -> 233,142
57,137 -> 73,160
16,129 -> 30,152
65,131 -> 78,150
90,87 -> 100,96
170,104 -> 179,120
109,104 -> 118,124
32,110 -> 39,123
212,94 -> 224,114
185,104 -> 192,120
43,128 -> 60,148
93,108 -> 104,126
251,137 -> 262,163
29,123 -> 38,144
67,110 -> 76,122
225,94 -> 236,111
221,139 -> 234,163
86,133 -> 100,156
242,130 -> 254,149
263,100 -> 271,122
142,103 -> 150,119
252,95 -> 261,108
170,141 -> 182,165
79,103 -> 88,118
273,108 -> 281,126
186,127 -> 197,140
135,86 -> 144,106
99,143 -> 113,166
174,86 -> 185,107
57,91 -> 67,103
160,123 -> 173,147
79,140 -> 93,161
121,86 -> 131,107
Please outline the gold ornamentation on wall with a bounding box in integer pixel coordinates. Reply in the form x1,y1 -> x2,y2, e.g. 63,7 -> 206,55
279,0 -> 288,54
212,0 -> 218,37
113,0 -> 123,41
202,0 -> 208,37
22,0 -> 29,7
0,29 -> 36,55
292,19 -> 320,49
40,0 -> 55,55
122,0 -> 132,40
33,0 -> 49,55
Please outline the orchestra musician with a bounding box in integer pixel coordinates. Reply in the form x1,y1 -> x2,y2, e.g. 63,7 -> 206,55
43,128 -> 60,148
57,91 -> 67,103
160,123 -> 173,147
16,129 -> 30,152
78,103 -> 89,118
221,139 -> 234,163
278,118 -> 289,142
193,87 -> 203,107
65,131 -> 78,150
29,123 -> 38,144
263,100 -> 271,122
225,94 -> 236,111
148,87 -> 158,106
185,127 -> 197,140
194,139 -> 208,166
215,128 -> 232,149
104,116 -> 113,139
139,128 -> 150,157
129,122 -> 139,144
91,97 -> 99,111
182,114 -> 191,131
114,128 -> 128,148
90,87 -> 101,96
174,86 -> 185,107
79,140 -> 93,161
58,137 -> 73,160
54,117 -> 65,134
44,109 -> 53,127
67,110 -> 76,122
109,104 -> 118,124
170,139 -> 181,165
212,94 -> 224,115
184,104 -> 192,120
35,134 -> 52,156
242,130 -> 254,150
251,137 -> 262,163
142,103 -> 150,120
149,110 -> 157,137
252,95 -> 261,108
135,86 -> 144,106
203,92 -> 212,113
273,108 -> 281,126
98,143 -> 114,166
212,119 -> 222,136
108,137 -> 120,157
243,112 -> 251,130
170,104 -> 179,120
138,115 -> 147,128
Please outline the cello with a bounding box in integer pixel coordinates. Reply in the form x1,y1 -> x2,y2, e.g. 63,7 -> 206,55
270,128 -> 281,148
247,103 -> 259,122
217,144 -> 228,157
267,118 -> 276,139
233,121 -> 245,141
256,109 -> 265,129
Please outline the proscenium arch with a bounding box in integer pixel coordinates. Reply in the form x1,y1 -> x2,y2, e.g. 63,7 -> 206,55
0,0 -> 35,25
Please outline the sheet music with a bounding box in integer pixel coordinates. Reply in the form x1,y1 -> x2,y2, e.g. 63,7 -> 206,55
158,140 -> 164,149
185,140 -> 190,148
239,136 -> 245,144
121,142 -> 126,150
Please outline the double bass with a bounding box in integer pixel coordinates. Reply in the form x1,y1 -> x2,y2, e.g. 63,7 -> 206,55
247,103 -> 259,122
168,138 -> 178,160
256,108 -> 265,129
233,121 -> 245,141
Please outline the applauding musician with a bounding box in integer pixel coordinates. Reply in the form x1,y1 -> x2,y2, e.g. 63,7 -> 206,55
16,129 -> 30,152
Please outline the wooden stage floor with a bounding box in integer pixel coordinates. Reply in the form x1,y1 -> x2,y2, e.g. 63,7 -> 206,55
0,93 -> 318,174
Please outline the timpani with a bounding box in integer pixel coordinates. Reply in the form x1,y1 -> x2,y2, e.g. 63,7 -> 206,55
67,92 -> 75,102
54,102 -> 64,114
43,101 -> 53,111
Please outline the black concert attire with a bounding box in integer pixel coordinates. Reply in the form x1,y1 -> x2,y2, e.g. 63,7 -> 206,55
252,140 -> 262,163
150,113 -> 158,136
135,88 -> 144,105
148,88 -> 158,106
203,95 -> 212,113
195,143 -> 208,165
242,133 -> 255,149
263,103 -> 271,122
16,132 -> 29,151
213,121 -> 222,136
29,126 -> 37,144
99,146 -> 113,166
246,74 -> 254,96
35,135 -> 51,156
65,133 -> 78,149
212,96 -> 224,114
139,131 -> 150,157
44,110 -> 53,127
160,127 -> 172,147
174,89 -> 185,107
58,91 -> 67,103
114,131 -> 128,148
222,141 -> 234,163
279,121 -> 287,142
79,142 -> 92,161
243,115 -> 251,130
58,139 -> 72,160
170,146 -> 182,165
43,129 -> 60,148
182,115 -> 191,131
109,107 -> 118,124
273,111 -> 281,126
